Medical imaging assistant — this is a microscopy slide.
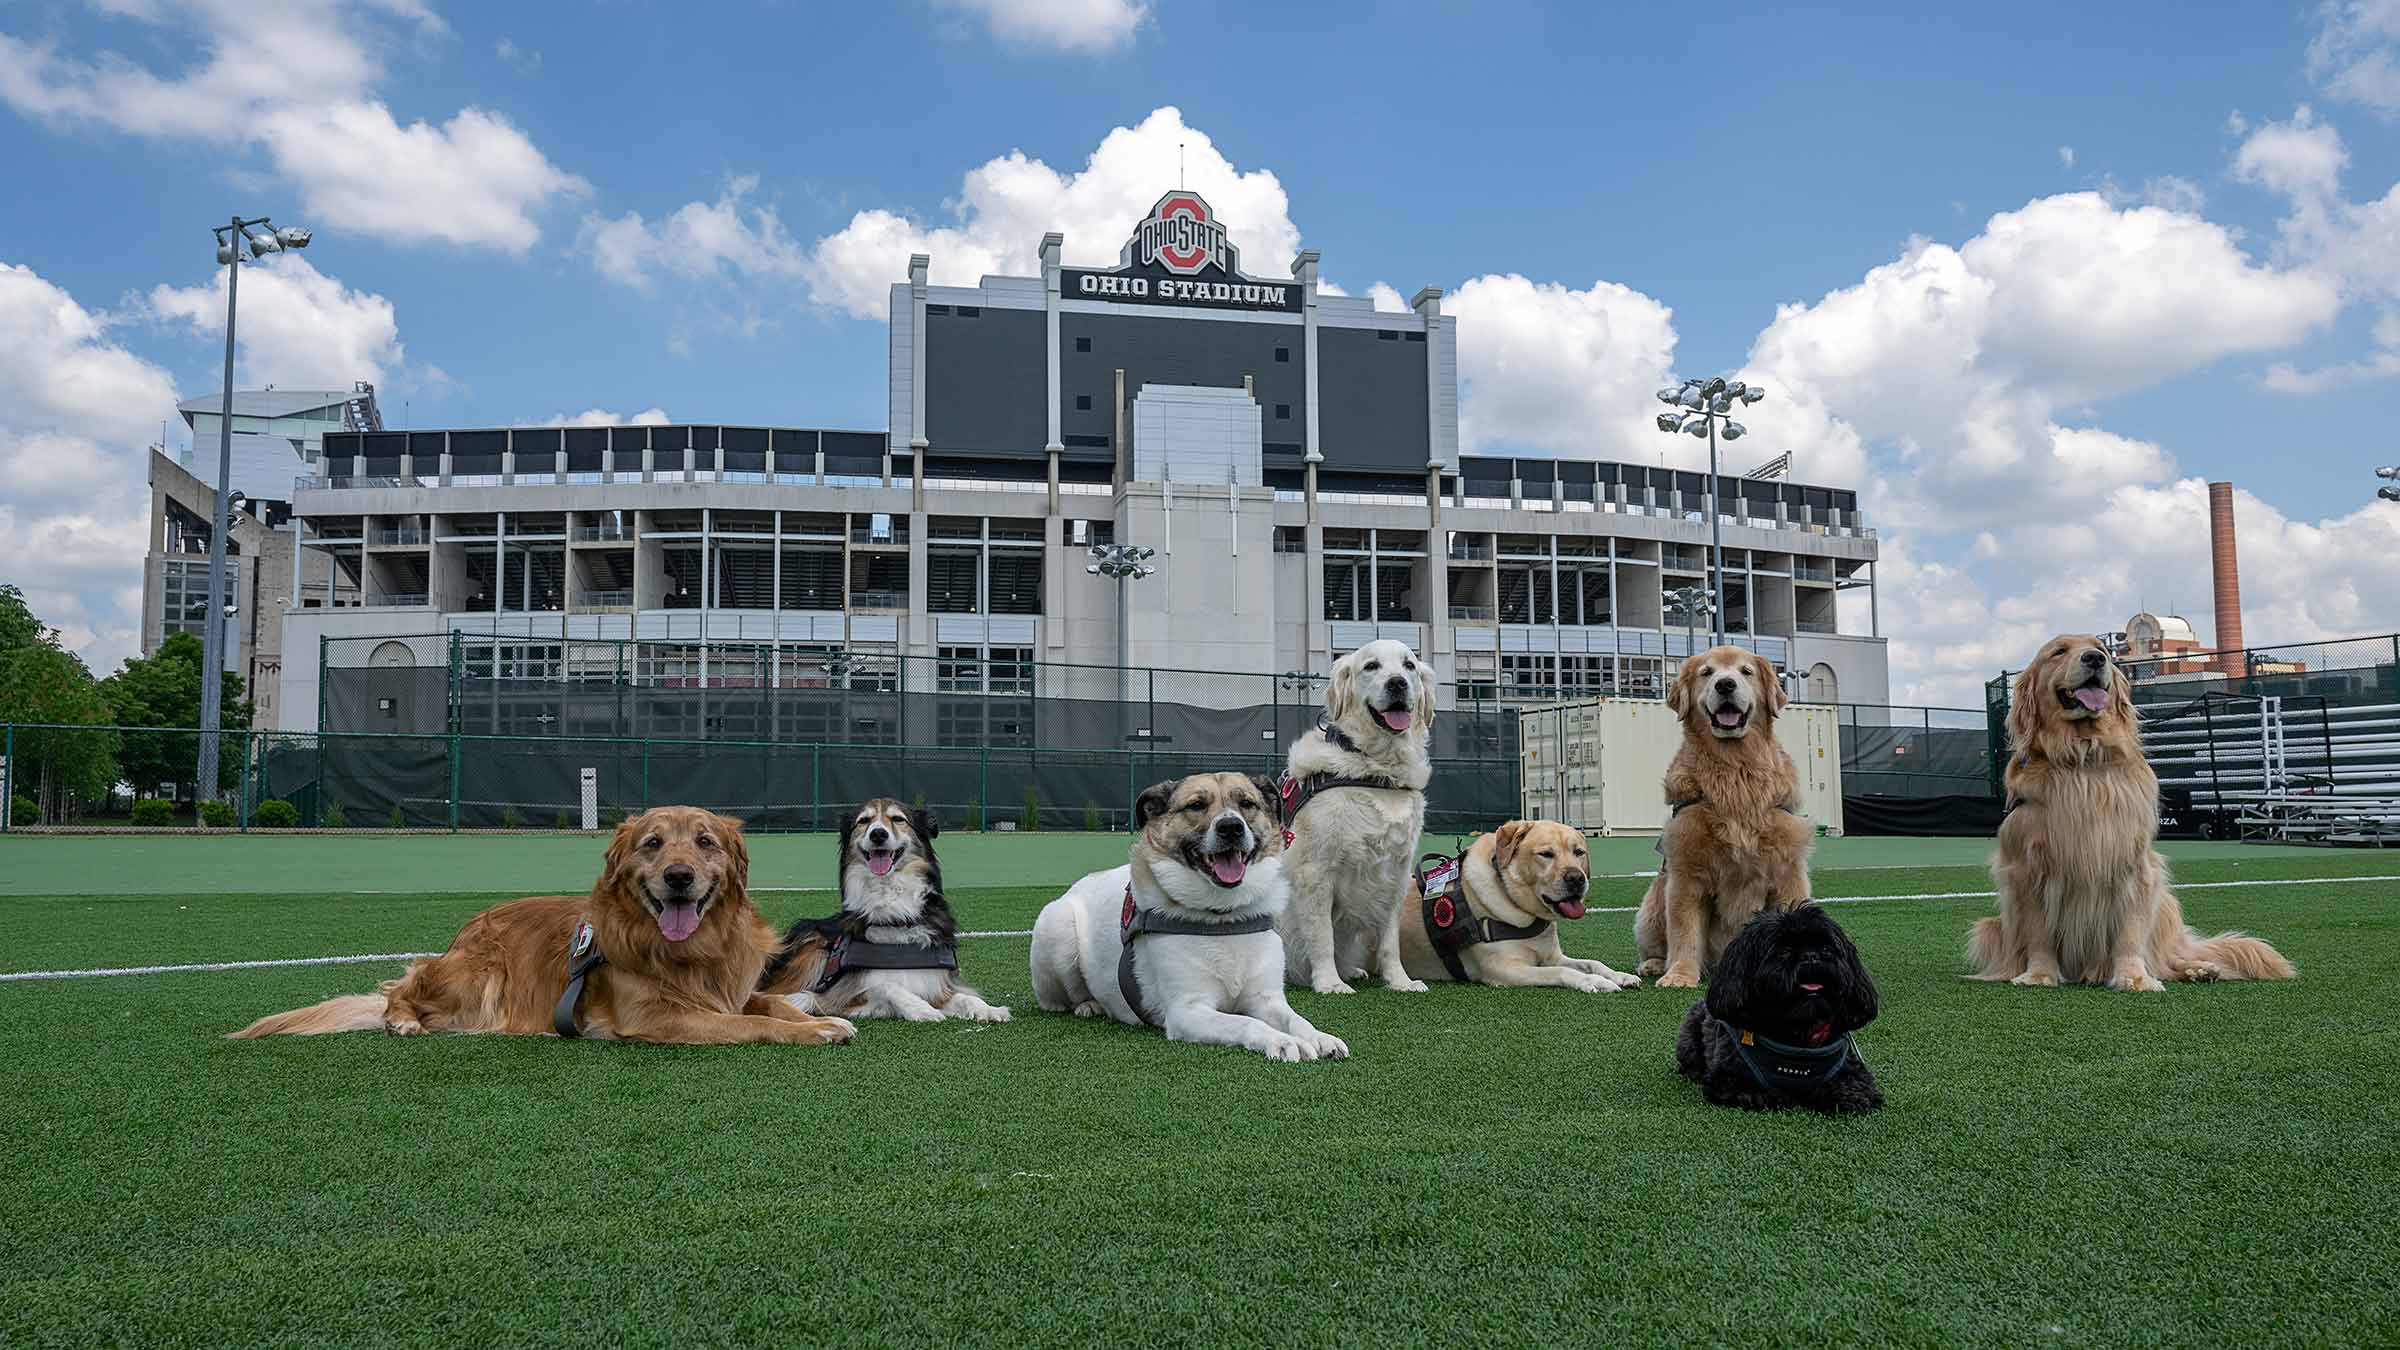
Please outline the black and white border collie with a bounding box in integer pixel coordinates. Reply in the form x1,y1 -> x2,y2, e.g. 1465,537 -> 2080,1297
783,798 -> 1009,1024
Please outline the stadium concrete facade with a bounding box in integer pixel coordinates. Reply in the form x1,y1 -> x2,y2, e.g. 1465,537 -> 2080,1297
251,192 -> 1884,732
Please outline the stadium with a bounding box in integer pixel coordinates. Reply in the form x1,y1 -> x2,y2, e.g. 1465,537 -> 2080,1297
8,192 -> 2399,1345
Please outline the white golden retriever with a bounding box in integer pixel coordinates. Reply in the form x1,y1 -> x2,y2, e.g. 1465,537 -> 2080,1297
1277,638 -> 1436,995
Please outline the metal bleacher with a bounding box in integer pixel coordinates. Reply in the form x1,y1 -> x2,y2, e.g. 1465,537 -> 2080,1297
2145,693 -> 2400,845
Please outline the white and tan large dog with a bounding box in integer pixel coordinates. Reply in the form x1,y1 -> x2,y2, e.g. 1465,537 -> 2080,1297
1030,772 -> 1347,1062
1277,638 -> 1435,995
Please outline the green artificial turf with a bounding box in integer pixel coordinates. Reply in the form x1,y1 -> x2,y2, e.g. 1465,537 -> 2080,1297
2,845 -> 2395,1345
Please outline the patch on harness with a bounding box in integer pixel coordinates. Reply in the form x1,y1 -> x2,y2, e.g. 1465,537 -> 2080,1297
1120,891 -> 1136,928
570,921 -> 594,959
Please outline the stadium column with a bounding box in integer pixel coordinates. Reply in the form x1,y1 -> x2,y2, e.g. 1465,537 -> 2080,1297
1416,287 -> 1451,701
1042,233 -> 1065,661
1294,249 -> 1327,671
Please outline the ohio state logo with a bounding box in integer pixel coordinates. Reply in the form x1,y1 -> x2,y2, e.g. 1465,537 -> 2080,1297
1131,192 -> 1229,277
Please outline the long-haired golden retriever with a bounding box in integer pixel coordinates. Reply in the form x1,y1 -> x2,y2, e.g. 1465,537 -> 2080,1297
1970,634 -> 2295,990
1634,645 -> 1814,988
231,806 -> 857,1044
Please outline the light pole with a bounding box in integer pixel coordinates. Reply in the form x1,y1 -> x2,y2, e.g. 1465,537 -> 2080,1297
2378,465 -> 2399,503
1653,376 -> 1766,645
1087,543 -> 1157,706
1664,583 -> 1716,658
195,215 -> 311,819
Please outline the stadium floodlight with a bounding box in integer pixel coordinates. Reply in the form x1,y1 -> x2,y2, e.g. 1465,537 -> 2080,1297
1722,421 -> 1747,441
192,211 -> 313,825
1645,373 -> 1768,644
1656,387 -> 1683,405
1710,395 -> 1732,414
1656,411 -> 1682,433
2382,486 -> 2400,502
1678,386 -> 1705,409
1741,385 -> 1766,405
1685,418 -> 1710,438
1725,381 -> 1749,400
1700,376 -> 1727,398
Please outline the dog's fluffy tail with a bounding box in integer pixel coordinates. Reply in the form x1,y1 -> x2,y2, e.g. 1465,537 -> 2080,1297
2188,930 -> 2297,981
756,921 -> 832,998
1963,915 -> 2018,981
226,991 -> 389,1039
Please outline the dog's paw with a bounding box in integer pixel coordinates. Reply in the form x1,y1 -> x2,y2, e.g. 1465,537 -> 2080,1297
1609,970 -> 1643,990
2108,970 -> 2166,993
967,1004 -> 1013,1023
383,1017 -> 425,1036
2010,969 -> 2059,988
1309,1032 -> 1351,1061
1635,958 -> 1665,978
900,1004 -> 945,1023
1311,977 -> 1358,996
811,1017 -> 857,1044
1070,1000 -> 1104,1018
2178,961 -> 2224,983
1566,972 -> 1617,993
1386,976 -> 1430,994
1338,964 -> 1369,981
1259,1032 -> 1310,1062
1654,968 -> 1700,990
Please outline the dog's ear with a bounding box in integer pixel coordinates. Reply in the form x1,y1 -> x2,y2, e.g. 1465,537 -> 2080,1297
1757,653 -> 1788,716
915,805 -> 941,842
713,812 -> 750,898
1251,774 -> 1283,821
1666,656 -> 1695,717
601,813 -> 643,890
1323,651 -> 1358,721
1828,914 -> 1880,1030
2006,651 -> 2048,755
1702,915 -> 1769,1029
1412,655 -> 1438,734
1133,779 -> 1180,832
837,804 -> 859,873
2107,659 -> 2140,739
1491,819 -> 1533,872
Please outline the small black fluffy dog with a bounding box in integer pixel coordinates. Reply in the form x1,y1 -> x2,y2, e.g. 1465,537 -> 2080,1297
1675,904 -> 1883,1114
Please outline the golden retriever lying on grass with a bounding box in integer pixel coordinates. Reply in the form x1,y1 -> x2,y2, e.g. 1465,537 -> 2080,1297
1634,646 -> 1815,989
231,806 -> 857,1044
1970,635 -> 2295,991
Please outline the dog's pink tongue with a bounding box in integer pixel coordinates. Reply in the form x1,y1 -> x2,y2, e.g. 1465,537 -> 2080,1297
1554,897 -> 1587,919
656,901 -> 702,942
866,850 -> 896,876
1714,708 -> 1743,728
1207,853 -> 1248,886
2073,687 -> 2110,712
1380,708 -> 1414,731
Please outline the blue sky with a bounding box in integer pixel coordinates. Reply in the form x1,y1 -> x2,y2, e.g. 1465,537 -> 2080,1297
5,0 -> 2400,701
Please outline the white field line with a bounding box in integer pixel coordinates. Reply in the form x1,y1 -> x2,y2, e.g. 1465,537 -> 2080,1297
5,874 -> 2394,985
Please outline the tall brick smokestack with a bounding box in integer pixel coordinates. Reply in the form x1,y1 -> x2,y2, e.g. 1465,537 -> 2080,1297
2208,481 -> 2243,674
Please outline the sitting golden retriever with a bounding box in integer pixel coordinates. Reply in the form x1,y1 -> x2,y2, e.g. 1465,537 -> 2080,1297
1635,646 -> 1814,988
230,806 -> 857,1044
1971,635 -> 2295,991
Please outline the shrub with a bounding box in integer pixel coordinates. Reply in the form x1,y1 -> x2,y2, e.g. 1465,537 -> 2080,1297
386,805 -> 407,830
324,801 -> 348,829
198,800 -> 235,829
500,806 -> 524,831
1084,800 -> 1101,832
130,799 -> 175,827
554,810 -> 572,832
600,804 -> 627,828
963,800 -> 983,831
254,799 -> 299,829
9,795 -> 34,827
1022,786 -> 1041,833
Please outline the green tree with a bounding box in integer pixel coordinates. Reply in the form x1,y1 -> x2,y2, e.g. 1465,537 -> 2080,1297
0,642 -> 119,824
0,585 -> 44,658
101,632 -> 249,798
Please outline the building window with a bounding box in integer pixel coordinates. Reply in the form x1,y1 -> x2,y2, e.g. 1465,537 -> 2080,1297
1275,346 -> 1290,363
989,646 -> 1034,695
1274,403 -> 1291,420
938,646 -> 982,693
1274,526 -> 1308,555
1075,395 -> 1092,411
1074,336 -> 1091,353
1070,519 -> 1114,548
987,550 -> 1043,616
1378,330 -> 1400,341
927,548 -> 980,614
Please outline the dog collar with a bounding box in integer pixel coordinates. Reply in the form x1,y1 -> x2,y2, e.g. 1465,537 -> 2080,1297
1419,850 -> 1552,982
1277,742 -> 1419,846
1717,1017 -> 1858,1094
1116,883 -> 1276,1027
810,930 -> 959,994
554,920 -> 608,1038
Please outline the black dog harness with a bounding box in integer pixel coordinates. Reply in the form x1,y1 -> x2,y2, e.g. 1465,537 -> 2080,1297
1116,884 -> 1275,1027
553,920 -> 607,1038
810,929 -> 959,994
1717,1017 -> 1860,1093
1417,850 -> 1553,982
1277,720 -> 1419,845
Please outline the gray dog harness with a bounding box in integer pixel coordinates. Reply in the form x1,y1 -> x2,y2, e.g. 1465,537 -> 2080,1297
553,920 -> 607,1038
1717,1017 -> 1860,1093
1418,851 -> 1552,982
811,930 -> 959,994
1116,883 -> 1276,1026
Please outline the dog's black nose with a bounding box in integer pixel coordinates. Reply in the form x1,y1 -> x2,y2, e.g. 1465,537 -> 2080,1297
1384,676 -> 1409,696
662,864 -> 695,892
1563,873 -> 1587,896
1714,677 -> 1736,695
866,828 -> 889,845
1211,815 -> 1246,842
2081,650 -> 2105,669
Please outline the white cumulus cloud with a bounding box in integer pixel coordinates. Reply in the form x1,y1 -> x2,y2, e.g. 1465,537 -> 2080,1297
934,0 -> 1150,53
147,255 -> 407,391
